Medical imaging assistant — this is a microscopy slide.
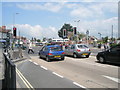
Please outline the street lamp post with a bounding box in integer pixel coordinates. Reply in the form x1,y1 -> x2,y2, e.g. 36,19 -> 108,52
13,13 -> 19,44
86,30 -> 89,46
74,20 -> 80,44
98,32 -> 102,40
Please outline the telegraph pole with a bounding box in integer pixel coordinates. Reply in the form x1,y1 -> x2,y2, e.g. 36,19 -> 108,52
111,25 -> 113,42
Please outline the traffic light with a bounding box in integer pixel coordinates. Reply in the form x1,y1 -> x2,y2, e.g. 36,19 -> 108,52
74,27 -> 77,35
13,27 -> 17,37
63,29 -> 66,37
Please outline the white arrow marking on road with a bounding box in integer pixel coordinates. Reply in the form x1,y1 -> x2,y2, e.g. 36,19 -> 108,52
103,75 -> 120,83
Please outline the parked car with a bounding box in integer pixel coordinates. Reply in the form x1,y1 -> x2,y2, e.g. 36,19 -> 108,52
64,44 -> 91,58
38,45 -> 65,62
36,43 -> 43,46
96,44 -> 120,64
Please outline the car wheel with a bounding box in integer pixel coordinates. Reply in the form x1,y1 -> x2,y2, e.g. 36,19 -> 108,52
99,56 -> 105,63
86,55 -> 89,58
73,53 -> 77,58
61,57 -> 64,60
46,56 -> 50,62
39,54 -> 42,59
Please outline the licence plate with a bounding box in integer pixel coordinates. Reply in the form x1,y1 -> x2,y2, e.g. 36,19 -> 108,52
82,53 -> 88,55
54,56 -> 61,58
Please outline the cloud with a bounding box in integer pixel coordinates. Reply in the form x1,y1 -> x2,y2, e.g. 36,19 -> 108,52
2,0 -> 119,2
17,2 -> 64,12
14,24 -> 59,39
69,2 -> 117,19
75,17 -> 118,38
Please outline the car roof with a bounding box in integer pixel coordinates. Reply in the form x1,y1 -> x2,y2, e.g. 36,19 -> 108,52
71,44 -> 87,46
46,45 -> 61,48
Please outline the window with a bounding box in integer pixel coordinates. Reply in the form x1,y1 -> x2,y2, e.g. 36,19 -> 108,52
77,45 -> 88,48
50,47 -> 62,51
71,45 -> 75,49
111,46 -> 120,52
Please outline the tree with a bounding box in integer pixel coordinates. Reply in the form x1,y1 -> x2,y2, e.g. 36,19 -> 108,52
58,23 -> 73,39
78,32 -> 86,40
43,37 -> 47,42
37,39 -> 41,42
102,36 -> 108,43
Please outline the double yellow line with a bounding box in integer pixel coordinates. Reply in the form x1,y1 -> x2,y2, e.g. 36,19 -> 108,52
16,68 -> 34,90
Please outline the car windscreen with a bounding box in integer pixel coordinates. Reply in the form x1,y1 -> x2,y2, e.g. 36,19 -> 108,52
77,45 -> 88,48
50,46 -> 62,51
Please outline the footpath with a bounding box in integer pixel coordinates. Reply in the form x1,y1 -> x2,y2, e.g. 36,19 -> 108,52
0,48 -> 28,89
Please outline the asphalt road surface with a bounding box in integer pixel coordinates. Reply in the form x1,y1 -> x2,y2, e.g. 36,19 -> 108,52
16,59 -> 83,88
15,46 -> 120,89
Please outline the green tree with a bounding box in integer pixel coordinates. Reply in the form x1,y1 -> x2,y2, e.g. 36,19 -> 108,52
37,39 -> 41,42
102,36 -> 108,43
58,23 -> 73,39
43,37 -> 47,42
78,32 -> 86,40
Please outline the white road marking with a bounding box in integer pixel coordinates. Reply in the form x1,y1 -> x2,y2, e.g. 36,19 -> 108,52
33,62 -> 38,65
52,72 -> 64,78
29,60 -> 32,62
73,82 -> 87,89
41,66 -> 48,70
16,68 -> 34,89
103,75 -> 120,83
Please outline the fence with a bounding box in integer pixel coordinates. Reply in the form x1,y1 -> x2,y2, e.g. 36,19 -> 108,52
3,53 -> 16,89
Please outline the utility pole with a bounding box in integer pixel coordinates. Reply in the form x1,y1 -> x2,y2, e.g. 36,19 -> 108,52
111,25 -> 113,42
74,20 -> 80,44
86,30 -> 89,46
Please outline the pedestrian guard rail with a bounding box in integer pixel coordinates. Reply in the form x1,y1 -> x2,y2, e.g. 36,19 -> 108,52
3,53 -> 16,89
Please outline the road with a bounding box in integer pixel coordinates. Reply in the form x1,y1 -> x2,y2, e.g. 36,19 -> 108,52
15,46 -> 120,89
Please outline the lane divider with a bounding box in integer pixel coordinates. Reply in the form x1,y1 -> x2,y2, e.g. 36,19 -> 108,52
41,66 -> 48,70
33,62 -> 38,65
16,68 -> 34,89
73,82 -> 88,89
29,60 -> 32,62
52,72 -> 64,78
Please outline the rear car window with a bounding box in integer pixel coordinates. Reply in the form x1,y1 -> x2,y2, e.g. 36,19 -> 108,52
50,47 -> 62,51
77,45 -> 88,48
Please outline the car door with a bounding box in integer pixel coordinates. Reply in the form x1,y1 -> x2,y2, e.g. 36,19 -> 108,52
65,46 -> 70,55
70,45 -> 75,56
106,45 -> 120,63
42,47 -> 48,58
40,46 -> 45,58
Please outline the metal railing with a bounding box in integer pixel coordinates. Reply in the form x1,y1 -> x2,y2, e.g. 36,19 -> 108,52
3,53 -> 16,89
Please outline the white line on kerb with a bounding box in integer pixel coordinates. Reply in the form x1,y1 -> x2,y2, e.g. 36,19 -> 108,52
41,66 -> 48,70
52,72 -> 63,78
33,62 -> 38,65
73,82 -> 87,89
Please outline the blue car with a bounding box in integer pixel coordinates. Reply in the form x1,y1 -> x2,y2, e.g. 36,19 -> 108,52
39,45 -> 65,62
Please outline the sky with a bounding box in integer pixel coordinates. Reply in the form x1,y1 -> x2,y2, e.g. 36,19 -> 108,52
0,0 -> 119,39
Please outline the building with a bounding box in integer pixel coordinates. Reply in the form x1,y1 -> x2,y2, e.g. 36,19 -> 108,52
52,38 -> 69,43
118,1 -> 120,38
0,26 -> 11,40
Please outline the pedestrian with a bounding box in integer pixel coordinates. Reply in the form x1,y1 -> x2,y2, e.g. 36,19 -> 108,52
28,43 -> 34,54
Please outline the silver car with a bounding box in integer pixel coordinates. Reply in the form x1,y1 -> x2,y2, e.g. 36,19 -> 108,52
64,44 -> 91,58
